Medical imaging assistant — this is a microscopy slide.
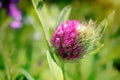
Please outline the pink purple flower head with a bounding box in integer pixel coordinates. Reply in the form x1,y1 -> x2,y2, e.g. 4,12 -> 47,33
51,20 -> 85,60
0,0 -> 22,29
51,20 -> 99,60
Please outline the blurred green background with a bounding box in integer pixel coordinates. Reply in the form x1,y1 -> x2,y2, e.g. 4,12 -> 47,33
0,0 -> 120,80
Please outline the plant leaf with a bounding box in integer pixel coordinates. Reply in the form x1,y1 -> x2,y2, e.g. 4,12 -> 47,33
97,11 -> 115,37
31,0 -> 50,46
56,6 -> 71,27
21,69 -> 35,80
37,0 -> 45,9
90,44 -> 104,55
46,50 -> 63,80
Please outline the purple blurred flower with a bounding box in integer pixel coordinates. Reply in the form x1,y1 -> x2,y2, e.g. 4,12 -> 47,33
10,20 -> 22,28
9,3 -> 22,29
51,20 -> 99,60
11,0 -> 19,3
0,1 -> 2,8
0,0 -> 22,29
9,4 -> 22,21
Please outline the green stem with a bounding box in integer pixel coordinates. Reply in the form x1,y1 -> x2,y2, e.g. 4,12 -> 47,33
62,62 -> 66,80
31,0 -> 57,64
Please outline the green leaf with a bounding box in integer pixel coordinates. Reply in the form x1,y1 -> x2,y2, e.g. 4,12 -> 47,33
80,55 -> 93,80
90,44 -> 104,55
31,0 -> 50,46
0,54 -> 5,70
21,69 -> 35,80
37,0 -> 45,9
25,41 -> 32,67
56,6 -> 71,27
97,11 -> 115,37
46,50 -> 63,80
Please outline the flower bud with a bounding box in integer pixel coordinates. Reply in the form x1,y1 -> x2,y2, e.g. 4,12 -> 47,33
51,20 -> 99,60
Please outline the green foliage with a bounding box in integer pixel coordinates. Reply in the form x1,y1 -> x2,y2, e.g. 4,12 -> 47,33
56,6 -> 71,27
47,50 -> 63,80
0,0 -> 120,80
21,69 -> 35,80
97,11 -> 115,38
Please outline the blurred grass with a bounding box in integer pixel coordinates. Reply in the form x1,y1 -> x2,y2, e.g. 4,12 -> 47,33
0,0 -> 120,80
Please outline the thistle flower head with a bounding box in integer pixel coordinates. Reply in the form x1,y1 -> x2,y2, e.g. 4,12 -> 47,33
51,20 -> 99,60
